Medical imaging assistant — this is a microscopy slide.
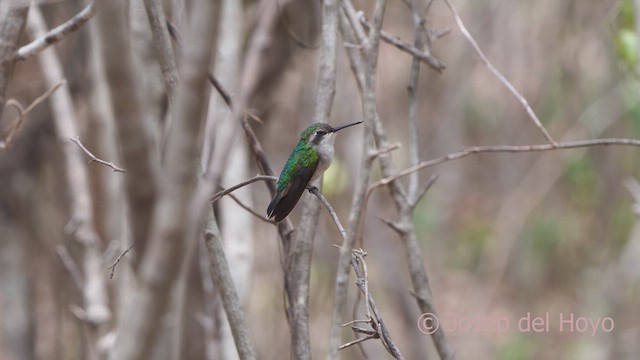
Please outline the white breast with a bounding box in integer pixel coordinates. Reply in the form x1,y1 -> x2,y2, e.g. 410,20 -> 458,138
310,134 -> 335,183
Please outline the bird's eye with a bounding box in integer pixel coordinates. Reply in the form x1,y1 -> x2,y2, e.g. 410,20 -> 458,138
316,130 -> 327,136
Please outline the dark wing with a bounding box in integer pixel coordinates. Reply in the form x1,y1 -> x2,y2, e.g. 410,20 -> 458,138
267,166 -> 314,222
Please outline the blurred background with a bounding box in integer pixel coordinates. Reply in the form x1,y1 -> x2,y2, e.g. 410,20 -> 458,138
1,0 -> 639,359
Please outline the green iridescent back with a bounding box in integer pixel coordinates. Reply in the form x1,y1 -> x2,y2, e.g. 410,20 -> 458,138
275,123 -> 330,192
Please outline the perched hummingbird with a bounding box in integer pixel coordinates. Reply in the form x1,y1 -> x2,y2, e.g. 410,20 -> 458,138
266,121 -> 363,222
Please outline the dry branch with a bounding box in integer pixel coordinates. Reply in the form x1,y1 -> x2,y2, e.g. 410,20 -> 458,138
0,81 -> 63,149
340,249 -> 405,359
70,136 -> 126,172
14,1 -> 98,62
442,0 -> 556,145
108,0 -> 218,357
28,5 -> 111,349
371,138 -> 640,190
203,210 -> 257,360
359,15 -> 445,72
141,0 -> 178,99
0,2 -> 29,117
328,0 -> 387,358
338,1 -> 455,358
96,0 -> 158,264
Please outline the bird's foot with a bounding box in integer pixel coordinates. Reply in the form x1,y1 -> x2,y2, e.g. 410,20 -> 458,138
307,185 -> 319,194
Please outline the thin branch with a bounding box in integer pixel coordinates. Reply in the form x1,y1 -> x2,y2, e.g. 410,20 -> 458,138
328,1 -> 387,357
309,187 -> 346,239
108,244 -> 134,279
203,210 -> 257,360
371,138 -> 640,191
1,81 -> 64,149
210,175 -> 277,202
56,245 -> 84,292
410,174 -> 438,209
29,5 -> 111,332
407,0 -> 423,202
277,0 -> 319,49
377,216 -> 405,235
142,0 -> 179,99
70,136 -> 126,172
359,16 -> 445,72
339,334 -> 378,350
441,0 -> 556,145
14,2 -> 98,62
226,192 -> 277,225
207,73 -> 232,107
341,249 -> 405,359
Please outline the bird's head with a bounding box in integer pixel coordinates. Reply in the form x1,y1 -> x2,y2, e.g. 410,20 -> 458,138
301,121 -> 362,147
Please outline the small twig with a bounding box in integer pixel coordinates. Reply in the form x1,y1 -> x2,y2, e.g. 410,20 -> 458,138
276,0 -> 319,49
14,2 -> 98,62
339,334 -> 378,350
108,244 -> 134,279
210,175 -> 277,202
56,245 -> 84,292
367,143 -> 401,161
309,187 -> 346,239
341,249 -> 405,359
377,216 -> 405,235
207,73 -> 233,107
441,0 -> 556,145
370,138 -> 640,191
70,136 -> 126,172
359,15 -> 445,72
342,319 -> 372,327
227,192 -> 277,225
1,81 -> 64,149
410,174 -> 438,209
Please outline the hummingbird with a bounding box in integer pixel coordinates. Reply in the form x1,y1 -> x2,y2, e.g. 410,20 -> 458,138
266,121 -> 363,222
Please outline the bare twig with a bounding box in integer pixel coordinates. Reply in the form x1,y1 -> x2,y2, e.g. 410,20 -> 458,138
371,138 -> 640,190
277,0 -> 319,49
0,2 -> 29,118
203,210 -> 257,360
108,244 -> 134,279
109,0 -> 219,357
407,0 -> 423,202
70,136 -> 126,172
340,249 -> 405,359
141,0 -> 178,99
227,192 -> 277,225
1,81 -> 64,149
309,187 -> 346,239
29,5 -> 111,333
359,16 -> 445,72
441,0 -> 556,145
339,334 -> 377,350
410,174 -> 438,209
14,2 -> 98,62
56,245 -> 84,292
328,1 -> 387,358
210,175 -> 277,202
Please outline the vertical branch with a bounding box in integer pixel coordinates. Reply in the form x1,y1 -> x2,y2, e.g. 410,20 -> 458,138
328,1 -> 387,358
142,0 -> 178,99
286,0 -> 339,358
203,209 -> 257,360
108,0 -> 218,358
27,4 -> 111,347
96,0 -> 158,266
203,1 -> 252,357
407,0 -> 423,201
0,2 -> 29,117
366,6 -> 454,360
